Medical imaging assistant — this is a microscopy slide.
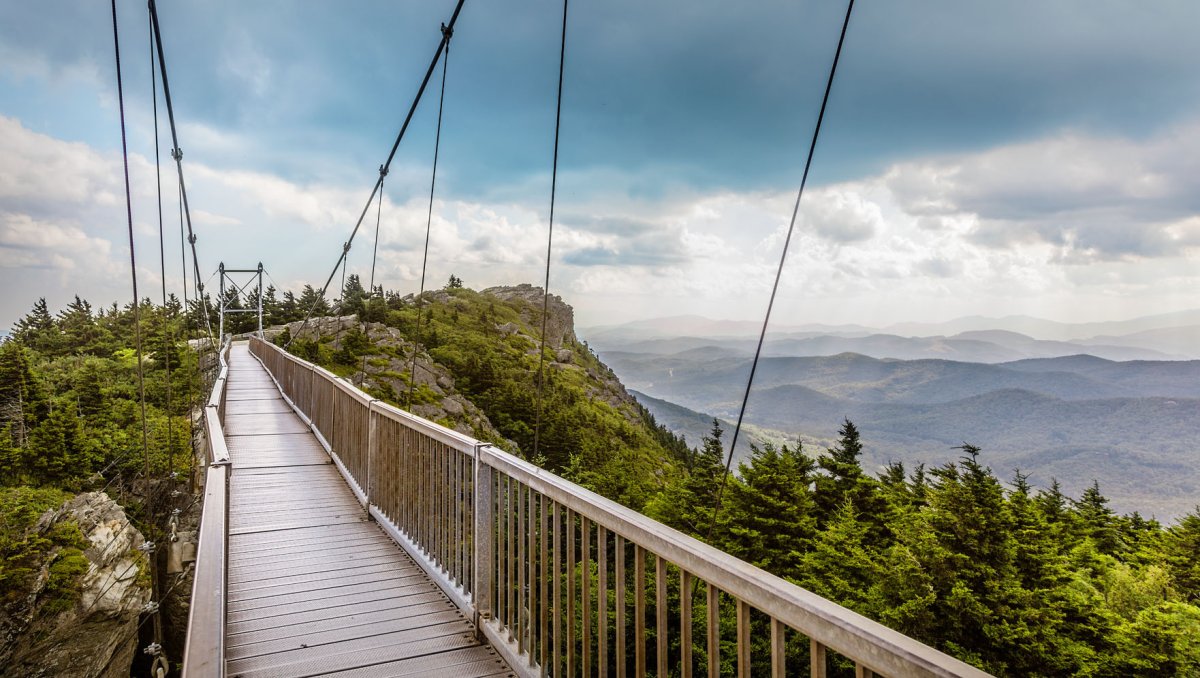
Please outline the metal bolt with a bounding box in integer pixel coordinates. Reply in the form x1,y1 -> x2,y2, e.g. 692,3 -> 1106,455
138,541 -> 156,553
142,601 -> 160,614
143,642 -> 163,656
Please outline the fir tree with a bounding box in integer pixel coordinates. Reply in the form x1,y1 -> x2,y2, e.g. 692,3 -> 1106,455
723,441 -> 817,576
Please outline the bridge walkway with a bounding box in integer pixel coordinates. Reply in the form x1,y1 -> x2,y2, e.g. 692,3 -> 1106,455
221,342 -> 512,677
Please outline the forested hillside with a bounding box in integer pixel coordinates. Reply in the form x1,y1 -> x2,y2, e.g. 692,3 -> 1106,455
1,296 -> 202,674
603,349 -> 1200,518
5,284 -> 1197,676
256,278 -> 1200,676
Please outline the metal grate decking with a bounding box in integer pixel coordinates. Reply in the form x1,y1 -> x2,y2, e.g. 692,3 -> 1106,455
221,343 -> 513,677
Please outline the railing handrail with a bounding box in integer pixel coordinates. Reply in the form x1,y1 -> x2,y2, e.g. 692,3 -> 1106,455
247,336 -> 991,678
182,338 -> 232,678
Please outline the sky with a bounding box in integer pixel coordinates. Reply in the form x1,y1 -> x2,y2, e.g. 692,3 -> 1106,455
2,0 -> 1199,331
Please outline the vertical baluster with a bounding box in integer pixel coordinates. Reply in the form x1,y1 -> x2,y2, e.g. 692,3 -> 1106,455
553,502 -> 562,676
616,536 -> 626,678
498,475 -> 508,634
474,459 -> 494,632
657,557 -> 667,678
707,585 -> 719,678
540,493 -> 550,674
567,509 -> 576,678
635,546 -> 645,677
810,639 -> 826,678
771,620 -> 786,678
507,476 -> 516,637
528,485 -> 537,668
855,664 -> 872,678
439,443 -> 447,567
518,481 -> 526,655
582,517 -> 591,677
736,601 -> 749,678
598,526 -> 607,676
681,571 -> 693,678
530,484 -> 540,662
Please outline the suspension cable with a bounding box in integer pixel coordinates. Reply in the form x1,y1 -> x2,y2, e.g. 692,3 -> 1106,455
406,23 -> 452,410
532,0 -> 570,462
704,0 -> 856,542
149,8 -> 176,496
359,167 -> 387,385
111,0 -> 164,655
288,0 -> 467,348
148,0 -> 214,346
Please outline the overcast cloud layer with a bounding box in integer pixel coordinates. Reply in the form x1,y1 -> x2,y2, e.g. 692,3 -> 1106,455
1,0 -> 1199,329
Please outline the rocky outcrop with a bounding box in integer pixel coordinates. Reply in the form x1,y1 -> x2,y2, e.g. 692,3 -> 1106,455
277,317 -> 509,444
1,492 -> 151,678
483,284 -> 577,349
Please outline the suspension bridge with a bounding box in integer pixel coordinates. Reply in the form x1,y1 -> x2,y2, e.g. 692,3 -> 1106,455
105,0 -> 996,675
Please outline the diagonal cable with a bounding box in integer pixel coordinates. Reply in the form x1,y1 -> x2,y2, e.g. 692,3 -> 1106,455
407,24 -> 452,410
289,0 -> 467,348
704,0 -> 856,542
532,0 -> 570,462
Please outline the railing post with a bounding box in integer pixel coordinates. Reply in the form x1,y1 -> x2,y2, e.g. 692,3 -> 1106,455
366,402 -> 378,517
473,444 -> 494,638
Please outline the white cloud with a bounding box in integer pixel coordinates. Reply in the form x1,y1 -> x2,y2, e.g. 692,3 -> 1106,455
3,114 -> 1199,330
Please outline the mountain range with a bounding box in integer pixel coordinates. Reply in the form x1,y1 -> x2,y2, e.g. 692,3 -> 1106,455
582,310 -> 1200,362
596,337 -> 1200,519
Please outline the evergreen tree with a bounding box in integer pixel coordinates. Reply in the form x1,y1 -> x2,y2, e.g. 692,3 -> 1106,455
647,420 -> 728,538
0,340 -> 44,450
1161,508 -> 1200,602
11,298 -> 58,352
814,419 -> 887,543
342,274 -> 368,316
280,290 -> 300,323
1077,480 -> 1125,555
723,441 -> 818,576
56,296 -> 109,356
798,500 -> 879,614
297,284 -> 330,317
26,403 -> 87,484
262,285 -> 282,326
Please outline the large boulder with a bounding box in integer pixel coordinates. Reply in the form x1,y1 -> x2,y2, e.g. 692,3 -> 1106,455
1,492 -> 151,678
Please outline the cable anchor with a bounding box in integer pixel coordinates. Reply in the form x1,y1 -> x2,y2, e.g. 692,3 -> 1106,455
138,541 -> 156,554
378,164 -> 388,178
170,147 -> 182,161
142,601 -> 160,614
143,642 -> 163,656
441,22 -> 453,40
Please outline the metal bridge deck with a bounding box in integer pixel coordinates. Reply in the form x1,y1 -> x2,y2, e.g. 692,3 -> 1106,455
222,343 -> 512,678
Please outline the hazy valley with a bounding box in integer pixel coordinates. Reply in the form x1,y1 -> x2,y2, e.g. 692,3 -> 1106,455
586,313 -> 1200,520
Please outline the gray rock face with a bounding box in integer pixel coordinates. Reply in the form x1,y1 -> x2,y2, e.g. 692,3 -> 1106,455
279,318 -> 511,444
1,492 -> 151,678
483,285 -> 577,349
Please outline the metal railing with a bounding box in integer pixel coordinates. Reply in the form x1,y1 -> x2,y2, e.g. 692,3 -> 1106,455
181,339 -> 231,678
249,337 -> 991,678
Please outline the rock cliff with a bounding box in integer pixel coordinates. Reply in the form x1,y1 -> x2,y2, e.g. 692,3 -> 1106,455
1,492 -> 151,678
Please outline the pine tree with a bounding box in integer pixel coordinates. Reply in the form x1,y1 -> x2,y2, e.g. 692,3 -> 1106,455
27,403 -> 87,484
814,419 -> 887,543
798,500 -> 879,614
723,441 -> 818,577
297,284 -> 330,317
57,296 -> 108,356
11,298 -> 58,352
1077,480 -> 1125,555
0,340 -> 44,449
342,274 -> 368,316
646,419 -> 728,538
1161,508 -> 1200,602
